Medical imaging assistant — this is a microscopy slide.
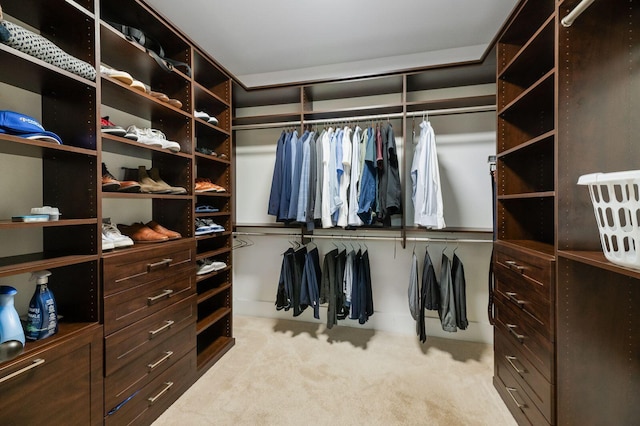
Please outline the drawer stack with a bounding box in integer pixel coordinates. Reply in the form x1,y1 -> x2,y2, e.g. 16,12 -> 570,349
493,241 -> 555,425
102,240 -> 197,425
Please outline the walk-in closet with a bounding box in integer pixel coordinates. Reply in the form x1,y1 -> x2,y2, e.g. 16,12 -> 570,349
0,0 -> 637,425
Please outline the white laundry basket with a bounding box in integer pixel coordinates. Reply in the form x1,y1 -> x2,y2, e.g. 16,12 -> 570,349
578,170 -> 640,269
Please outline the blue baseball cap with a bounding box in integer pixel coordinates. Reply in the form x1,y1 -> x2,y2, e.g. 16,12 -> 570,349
0,110 -> 62,144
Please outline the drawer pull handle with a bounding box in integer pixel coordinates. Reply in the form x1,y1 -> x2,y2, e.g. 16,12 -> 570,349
147,258 -> 173,272
504,260 -> 525,273
149,320 -> 175,339
148,351 -> 174,371
0,358 -> 45,384
147,289 -> 174,305
506,324 -> 525,342
506,387 -> 526,409
505,355 -> 526,375
505,292 -> 526,308
148,381 -> 174,405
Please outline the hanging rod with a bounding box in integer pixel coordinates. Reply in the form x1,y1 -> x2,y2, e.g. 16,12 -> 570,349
561,0 -> 595,27
233,231 -> 492,244
303,112 -> 404,125
232,104 -> 496,131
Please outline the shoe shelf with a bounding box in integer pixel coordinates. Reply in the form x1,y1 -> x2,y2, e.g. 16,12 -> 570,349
196,266 -> 232,284
195,212 -> 230,219
101,76 -> 191,125
195,230 -> 232,241
102,192 -> 192,200
101,134 -> 193,161
195,118 -> 231,137
195,192 -> 232,199
194,152 -> 231,165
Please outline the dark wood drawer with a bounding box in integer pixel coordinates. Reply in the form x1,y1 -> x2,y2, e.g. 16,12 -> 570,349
104,265 -> 195,335
105,295 -> 196,376
105,351 -> 196,425
495,266 -> 553,340
0,325 -> 103,426
494,297 -> 553,381
494,362 -> 551,426
495,328 -> 553,423
105,322 -> 196,416
103,240 -> 195,296
495,242 -> 554,297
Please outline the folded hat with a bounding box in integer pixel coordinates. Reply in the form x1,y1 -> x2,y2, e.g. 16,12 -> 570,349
0,110 -> 62,144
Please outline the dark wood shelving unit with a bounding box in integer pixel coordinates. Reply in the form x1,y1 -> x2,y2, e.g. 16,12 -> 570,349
493,1 -> 557,424
0,1 -> 102,423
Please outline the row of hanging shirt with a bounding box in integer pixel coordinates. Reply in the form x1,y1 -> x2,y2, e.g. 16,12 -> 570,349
267,123 -> 402,230
275,243 -> 374,328
408,246 -> 468,343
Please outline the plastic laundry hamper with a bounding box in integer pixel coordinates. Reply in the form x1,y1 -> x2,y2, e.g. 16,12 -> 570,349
578,170 -> 640,269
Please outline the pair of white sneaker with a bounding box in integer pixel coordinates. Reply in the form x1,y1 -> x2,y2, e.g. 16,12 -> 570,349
194,111 -> 219,126
196,259 -> 227,275
126,125 -> 181,152
102,222 -> 134,250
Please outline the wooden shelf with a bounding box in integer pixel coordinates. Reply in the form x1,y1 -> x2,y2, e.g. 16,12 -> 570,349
196,335 -> 235,373
0,134 -> 97,158
497,130 -> 555,157
195,118 -> 231,136
195,152 -> 231,164
194,81 -> 230,108
101,192 -> 192,200
233,112 -> 301,126
559,250 -> 640,279
0,44 -> 96,93
0,218 -> 97,230
197,282 -> 232,304
405,95 -> 496,113
196,307 -> 231,335
498,70 -> 554,117
20,322 -> 102,357
498,191 -> 555,200
196,266 -> 231,283
496,239 -> 555,259
101,134 -> 193,160
196,247 -> 231,260
0,253 -> 98,279
498,15 -> 555,82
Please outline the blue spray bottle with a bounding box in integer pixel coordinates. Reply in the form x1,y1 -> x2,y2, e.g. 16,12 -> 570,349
25,270 -> 58,341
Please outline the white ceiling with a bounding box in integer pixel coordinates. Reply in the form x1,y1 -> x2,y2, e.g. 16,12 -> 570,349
145,0 -> 518,88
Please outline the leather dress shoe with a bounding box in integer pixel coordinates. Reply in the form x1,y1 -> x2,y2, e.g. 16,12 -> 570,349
117,223 -> 169,243
146,221 -> 181,240
122,166 -> 172,194
148,168 -> 187,194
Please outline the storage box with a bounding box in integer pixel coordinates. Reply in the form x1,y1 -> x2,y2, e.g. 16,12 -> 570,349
578,170 -> 640,269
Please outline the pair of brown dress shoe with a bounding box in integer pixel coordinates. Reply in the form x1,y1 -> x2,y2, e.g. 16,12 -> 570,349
118,221 -> 181,243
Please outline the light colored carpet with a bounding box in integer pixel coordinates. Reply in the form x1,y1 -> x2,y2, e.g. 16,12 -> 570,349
153,315 -> 517,426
